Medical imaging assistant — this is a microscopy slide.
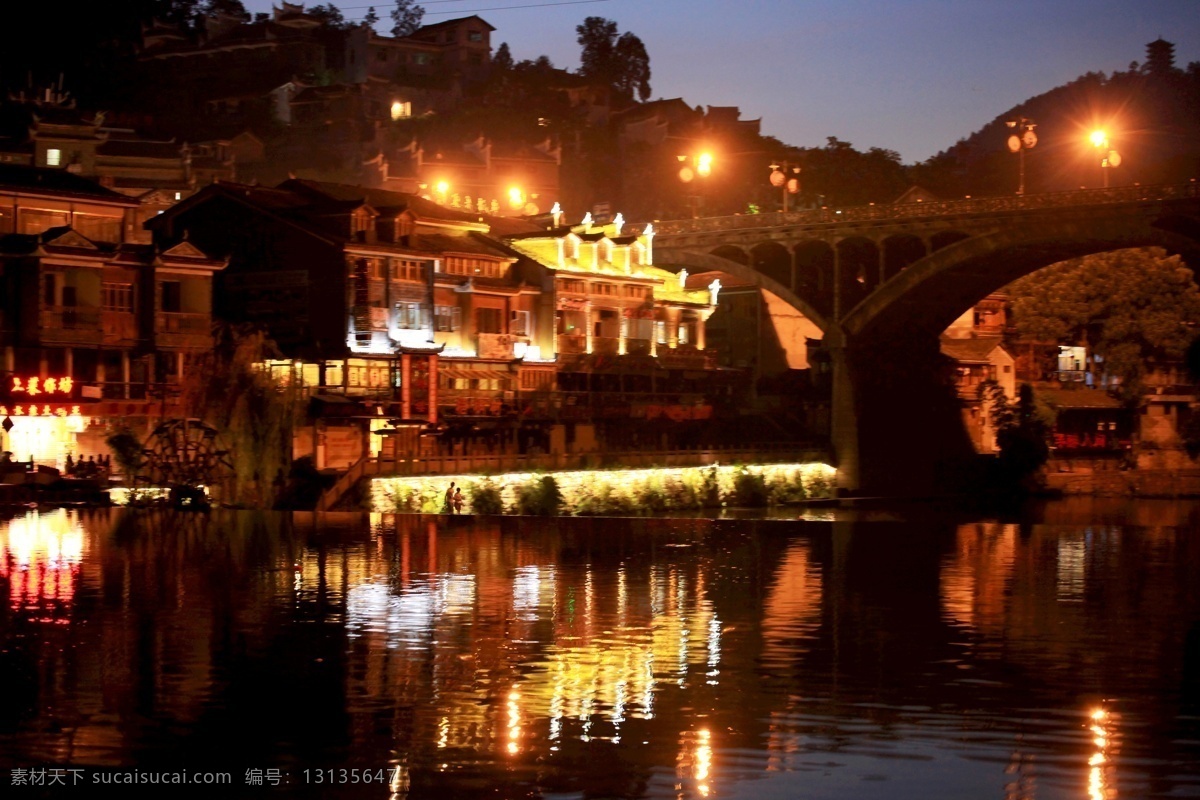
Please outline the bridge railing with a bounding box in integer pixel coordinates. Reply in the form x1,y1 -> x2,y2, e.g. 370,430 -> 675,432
654,181 -> 1199,235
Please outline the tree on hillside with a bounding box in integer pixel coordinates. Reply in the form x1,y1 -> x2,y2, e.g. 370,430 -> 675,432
575,17 -> 651,102
200,0 -> 249,18
364,6 -> 379,27
913,39 -> 1200,196
793,137 -> 909,207
391,0 -> 424,37
308,3 -> 350,29
493,41 -> 514,71
1006,247 -> 1200,392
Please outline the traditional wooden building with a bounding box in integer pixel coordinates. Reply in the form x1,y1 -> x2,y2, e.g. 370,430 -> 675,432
0,165 -> 225,467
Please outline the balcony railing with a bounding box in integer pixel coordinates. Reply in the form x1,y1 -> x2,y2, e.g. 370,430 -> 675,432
558,334 -> 587,354
156,312 -> 212,346
156,312 -> 210,333
40,307 -> 102,344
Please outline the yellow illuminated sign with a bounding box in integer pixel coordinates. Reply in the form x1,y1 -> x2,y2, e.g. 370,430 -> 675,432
9,376 -> 74,395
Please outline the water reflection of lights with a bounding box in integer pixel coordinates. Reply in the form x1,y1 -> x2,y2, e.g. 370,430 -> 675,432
761,541 -> 823,670
1057,534 -> 1087,603
513,565 -> 546,620
1088,706 -> 1117,800
677,728 -> 714,798
1,510 -> 86,618
506,688 -> 522,755
939,523 -> 1018,631
345,574 -> 477,645
388,763 -> 409,800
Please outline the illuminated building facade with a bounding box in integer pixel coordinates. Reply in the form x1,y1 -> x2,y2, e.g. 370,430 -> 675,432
0,98 -> 234,242
152,178 -> 728,467
0,166 -> 226,467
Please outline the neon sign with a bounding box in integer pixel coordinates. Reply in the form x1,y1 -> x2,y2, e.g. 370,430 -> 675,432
0,405 -> 81,417
10,376 -> 74,395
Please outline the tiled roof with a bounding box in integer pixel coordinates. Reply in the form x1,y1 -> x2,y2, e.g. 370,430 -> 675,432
1038,387 -> 1125,410
940,336 -> 1006,364
97,138 -> 184,159
0,164 -> 139,204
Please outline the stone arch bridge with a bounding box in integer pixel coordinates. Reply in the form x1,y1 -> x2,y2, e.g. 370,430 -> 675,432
653,183 -> 1200,494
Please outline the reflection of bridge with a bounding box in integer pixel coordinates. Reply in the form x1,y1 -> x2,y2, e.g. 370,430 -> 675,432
654,183 -> 1200,494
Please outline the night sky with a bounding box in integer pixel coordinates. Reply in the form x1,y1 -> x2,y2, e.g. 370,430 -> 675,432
244,0 -> 1200,163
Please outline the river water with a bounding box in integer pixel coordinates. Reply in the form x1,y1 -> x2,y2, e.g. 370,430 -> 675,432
1,502 -> 1198,798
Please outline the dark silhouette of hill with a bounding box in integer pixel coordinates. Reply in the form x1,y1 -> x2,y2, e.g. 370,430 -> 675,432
911,40 -> 1200,198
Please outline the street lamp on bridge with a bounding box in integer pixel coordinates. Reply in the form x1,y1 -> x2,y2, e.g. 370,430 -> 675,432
769,161 -> 801,213
1089,130 -> 1121,188
678,151 -> 714,218
1006,117 -> 1037,195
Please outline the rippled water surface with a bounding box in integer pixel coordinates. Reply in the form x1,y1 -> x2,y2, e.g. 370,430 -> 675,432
2,506 -> 1199,798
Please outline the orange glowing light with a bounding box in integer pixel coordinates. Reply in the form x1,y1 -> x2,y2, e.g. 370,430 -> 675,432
1090,130 -> 1108,148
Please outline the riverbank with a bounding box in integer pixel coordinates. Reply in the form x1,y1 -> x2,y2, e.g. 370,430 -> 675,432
1045,468 -> 1200,497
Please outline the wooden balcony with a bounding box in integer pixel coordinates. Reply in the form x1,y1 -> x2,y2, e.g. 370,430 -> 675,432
40,307 -> 102,345
156,312 -> 212,348
558,334 -> 587,355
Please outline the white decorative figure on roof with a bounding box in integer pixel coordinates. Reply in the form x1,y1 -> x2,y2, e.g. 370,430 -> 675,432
551,202 -> 563,227
708,278 -> 722,306
612,212 -> 625,234
581,212 -> 593,228
679,269 -> 688,289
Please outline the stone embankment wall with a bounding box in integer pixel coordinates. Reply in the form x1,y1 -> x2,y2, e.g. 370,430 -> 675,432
1046,469 -> 1200,497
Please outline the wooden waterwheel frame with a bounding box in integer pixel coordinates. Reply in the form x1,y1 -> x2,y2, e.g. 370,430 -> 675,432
134,418 -> 234,498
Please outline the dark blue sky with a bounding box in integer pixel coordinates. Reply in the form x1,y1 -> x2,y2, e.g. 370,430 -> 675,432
246,0 -> 1200,163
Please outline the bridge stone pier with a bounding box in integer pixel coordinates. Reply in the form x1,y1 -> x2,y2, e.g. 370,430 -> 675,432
653,183 -> 1200,495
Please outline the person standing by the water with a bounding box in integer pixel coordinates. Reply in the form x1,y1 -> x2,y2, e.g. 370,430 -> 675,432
444,481 -> 456,514
453,487 -> 464,515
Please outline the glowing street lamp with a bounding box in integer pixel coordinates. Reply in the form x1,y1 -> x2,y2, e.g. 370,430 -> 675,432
1089,130 -> 1121,188
678,151 -> 714,218
769,161 -> 801,213
1005,117 -> 1037,195
434,180 -> 450,204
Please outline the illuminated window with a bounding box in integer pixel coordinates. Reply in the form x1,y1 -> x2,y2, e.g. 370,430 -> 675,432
394,302 -> 425,330
102,282 -> 134,312
510,310 -> 530,336
390,259 -> 425,281
435,305 -> 461,332
46,148 -> 61,167
390,100 -> 411,120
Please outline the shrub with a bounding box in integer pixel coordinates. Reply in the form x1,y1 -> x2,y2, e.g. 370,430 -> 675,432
516,474 -> 562,516
766,467 -> 808,506
804,468 -> 833,499
468,479 -> 505,515
731,467 -> 769,507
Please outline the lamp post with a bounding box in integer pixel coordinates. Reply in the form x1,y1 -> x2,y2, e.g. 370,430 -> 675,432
678,152 -> 713,218
1005,117 -> 1037,195
1089,130 -> 1121,188
769,161 -> 801,213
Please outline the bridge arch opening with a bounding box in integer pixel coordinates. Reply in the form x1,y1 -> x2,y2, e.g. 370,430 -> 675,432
836,236 -> 880,309
794,240 -> 835,315
882,234 -> 927,281
930,230 -> 970,252
751,242 -> 792,289
709,244 -> 749,265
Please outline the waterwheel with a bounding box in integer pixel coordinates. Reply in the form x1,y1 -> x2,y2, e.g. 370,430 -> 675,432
134,418 -> 233,508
